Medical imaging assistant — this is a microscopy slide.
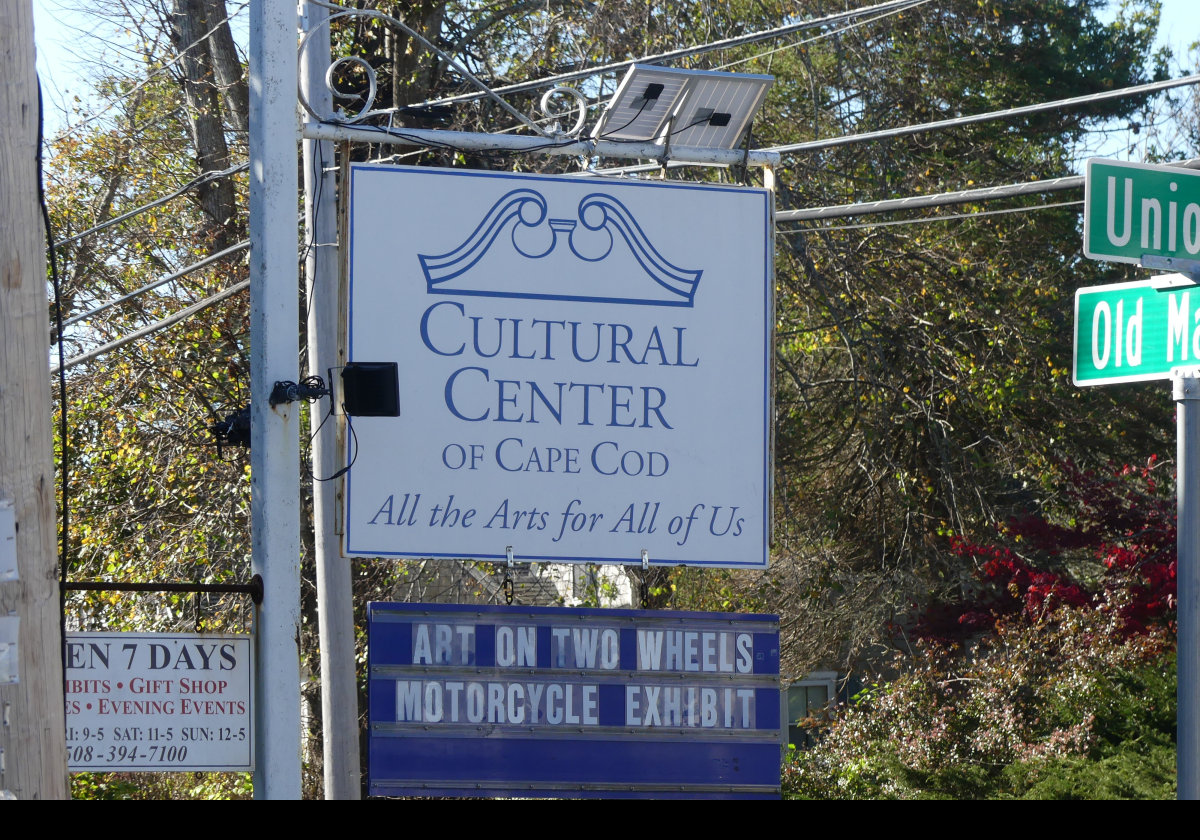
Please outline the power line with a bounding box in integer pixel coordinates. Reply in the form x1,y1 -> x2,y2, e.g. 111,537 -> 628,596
769,74 -> 1200,156
46,1 -> 251,139
52,161 -> 248,250
775,158 -> 1200,222
417,0 -> 927,108
594,73 -> 1200,176
60,239 -> 249,330
713,0 -> 933,72
777,200 -> 1083,233
52,279 -> 249,376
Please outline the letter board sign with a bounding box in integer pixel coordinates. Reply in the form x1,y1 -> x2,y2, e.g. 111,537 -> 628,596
367,602 -> 782,798
344,165 -> 773,568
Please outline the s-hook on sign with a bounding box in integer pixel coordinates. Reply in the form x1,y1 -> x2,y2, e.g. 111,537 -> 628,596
344,164 -> 773,568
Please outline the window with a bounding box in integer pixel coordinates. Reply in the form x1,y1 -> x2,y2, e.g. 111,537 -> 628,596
786,671 -> 837,748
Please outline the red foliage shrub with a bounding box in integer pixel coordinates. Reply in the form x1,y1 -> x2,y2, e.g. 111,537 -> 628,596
919,457 -> 1176,641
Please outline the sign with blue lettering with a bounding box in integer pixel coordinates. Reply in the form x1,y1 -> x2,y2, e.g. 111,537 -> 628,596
344,165 -> 773,568
367,602 -> 782,798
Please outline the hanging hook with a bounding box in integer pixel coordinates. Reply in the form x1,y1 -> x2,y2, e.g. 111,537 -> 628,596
503,546 -> 515,605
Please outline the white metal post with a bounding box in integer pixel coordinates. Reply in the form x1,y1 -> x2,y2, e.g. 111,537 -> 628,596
300,0 -> 361,799
1176,370 -> 1200,800
249,0 -> 302,799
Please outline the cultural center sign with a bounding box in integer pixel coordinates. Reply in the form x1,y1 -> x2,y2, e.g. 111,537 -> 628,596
344,165 -> 773,568
367,603 -> 782,798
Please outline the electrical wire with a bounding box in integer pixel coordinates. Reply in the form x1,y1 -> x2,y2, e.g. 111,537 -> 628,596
45,1 -> 251,139
37,78 -> 72,678
594,74 -> 1200,176
52,161 -> 248,250
417,0 -> 927,108
52,280 -> 250,376
304,0 -> 550,137
60,239 -> 249,330
768,74 -> 1200,157
713,0 -> 934,71
776,158 -> 1200,222
776,199 -> 1084,233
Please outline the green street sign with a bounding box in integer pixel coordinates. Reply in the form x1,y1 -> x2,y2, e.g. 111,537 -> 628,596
1074,274 -> 1200,385
1084,158 -> 1200,266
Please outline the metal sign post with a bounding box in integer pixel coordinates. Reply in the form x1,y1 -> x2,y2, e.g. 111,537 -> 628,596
1176,371 -> 1200,799
1081,157 -> 1200,799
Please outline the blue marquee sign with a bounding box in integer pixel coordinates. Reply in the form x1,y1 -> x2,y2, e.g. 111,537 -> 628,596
367,602 -> 782,798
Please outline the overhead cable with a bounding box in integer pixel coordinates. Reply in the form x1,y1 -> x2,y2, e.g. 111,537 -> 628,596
776,158 -> 1200,222
594,74 -> 1200,177
46,1 -> 250,139
61,239 -> 249,329
777,200 -> 1083,233
52,280 -> 249,376
769,74 -> 1200,156
52,161 -> 249,250
715,0 -> 934,71
417,0 -> 927,108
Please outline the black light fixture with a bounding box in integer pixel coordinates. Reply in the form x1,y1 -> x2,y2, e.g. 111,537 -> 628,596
341,362 -> 400,417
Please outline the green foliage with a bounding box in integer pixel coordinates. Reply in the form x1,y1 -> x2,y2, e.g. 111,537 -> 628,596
782,611 -> 1175,799
761,0 -> 1177,677
71,771 -> 252,800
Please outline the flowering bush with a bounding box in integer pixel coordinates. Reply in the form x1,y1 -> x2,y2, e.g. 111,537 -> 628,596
923,458 -> 1176,640
783,608 -> 1174,799
784,458 -> 1178,799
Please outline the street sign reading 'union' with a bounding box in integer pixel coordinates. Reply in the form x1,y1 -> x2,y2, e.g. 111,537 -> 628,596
1084,158 -> 1200,266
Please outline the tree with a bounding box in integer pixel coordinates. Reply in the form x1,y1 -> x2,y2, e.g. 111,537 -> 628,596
758,0 -> 1176,678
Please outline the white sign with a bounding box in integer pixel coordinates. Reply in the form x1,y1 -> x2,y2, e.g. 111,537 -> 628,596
64,633 -> 253,772
345,165 -> 773,568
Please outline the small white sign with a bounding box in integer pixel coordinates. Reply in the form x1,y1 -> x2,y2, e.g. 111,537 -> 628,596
0,616 -> 18,685
344,165 -> 774,568
64,632 -> 252,772
0,500 -> 16,581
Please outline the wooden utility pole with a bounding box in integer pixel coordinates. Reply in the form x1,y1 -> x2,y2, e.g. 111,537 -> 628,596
0,0 -> 70,800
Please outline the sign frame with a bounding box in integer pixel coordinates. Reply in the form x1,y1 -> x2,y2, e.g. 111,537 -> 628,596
342,164 -> 774,569
366,602 -> 782,798
1083,157 -> 1200,266
64,632 -> 254,773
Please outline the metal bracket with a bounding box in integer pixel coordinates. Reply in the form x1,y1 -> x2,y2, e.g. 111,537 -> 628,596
1142,254 -> 1200,282
503,547 -> 515,605
657,114 -> 677,174
0,501 -> 16,582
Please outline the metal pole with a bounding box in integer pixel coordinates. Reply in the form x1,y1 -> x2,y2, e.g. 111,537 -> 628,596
300,0 -> 361,799
249,0 -> 302,799
1176,370 -> 1200,800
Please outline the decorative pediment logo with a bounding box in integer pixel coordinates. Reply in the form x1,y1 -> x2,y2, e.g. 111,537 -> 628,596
418,189 -> 702,307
